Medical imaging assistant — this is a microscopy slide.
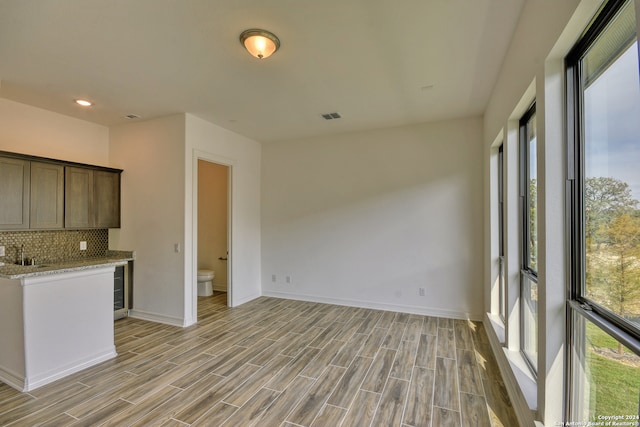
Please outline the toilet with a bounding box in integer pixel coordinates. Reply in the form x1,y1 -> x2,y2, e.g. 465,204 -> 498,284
197,269 -> 215,296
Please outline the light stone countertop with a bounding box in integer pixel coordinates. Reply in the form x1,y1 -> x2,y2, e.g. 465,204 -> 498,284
0,250 -> 135,280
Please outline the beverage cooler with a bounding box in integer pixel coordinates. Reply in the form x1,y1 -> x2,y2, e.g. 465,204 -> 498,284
114,263 -> 130,320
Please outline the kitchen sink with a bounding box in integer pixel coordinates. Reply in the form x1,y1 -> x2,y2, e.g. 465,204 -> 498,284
15,263 -> 48,269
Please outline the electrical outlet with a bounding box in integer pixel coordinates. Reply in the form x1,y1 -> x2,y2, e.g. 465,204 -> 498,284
419,287 -> 426,296
80,241 -> 87,251
271,274 -> 277,282
0,246 -> 4,257
286,275 -> 292,285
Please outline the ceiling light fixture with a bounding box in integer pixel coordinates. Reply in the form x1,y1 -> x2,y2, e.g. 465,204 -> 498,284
239,29 -> 280,59
74,99 -> 93,107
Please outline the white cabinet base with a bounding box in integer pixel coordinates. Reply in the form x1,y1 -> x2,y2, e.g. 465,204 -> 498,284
0,267 -> 117,392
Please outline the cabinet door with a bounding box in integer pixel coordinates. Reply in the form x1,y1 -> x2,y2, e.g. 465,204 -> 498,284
94,170 -> 120,228
30,162 -> 64,229
65,167 -> 94,229
0,157 -> 30,229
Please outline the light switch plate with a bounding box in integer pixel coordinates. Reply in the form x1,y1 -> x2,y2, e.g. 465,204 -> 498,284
80,241 -> 87,250
0,246 -> 4,257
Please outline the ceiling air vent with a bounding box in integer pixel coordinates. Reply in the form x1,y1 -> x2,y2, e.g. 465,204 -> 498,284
321,112 -> 341,120
124,114 -> 140,120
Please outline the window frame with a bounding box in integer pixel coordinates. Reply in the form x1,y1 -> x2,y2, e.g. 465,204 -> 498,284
566,0 -> 640,339
565,0 -> 640,420
519,102 -> 538,374
498,144 -> 506,323
520,104 -> 538,275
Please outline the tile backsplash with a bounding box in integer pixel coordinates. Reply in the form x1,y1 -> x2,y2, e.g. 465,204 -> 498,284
0,229 -> 109,265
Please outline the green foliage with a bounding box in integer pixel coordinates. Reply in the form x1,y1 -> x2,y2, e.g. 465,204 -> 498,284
585,177 -> 640,325
587,351 -> 640,418
587,214 -> 640,321
586,322 -> 633,355
584,323 -> 640,419
580,177 -> 640,420
585,177 -> 638,247
529,178 -> 537,270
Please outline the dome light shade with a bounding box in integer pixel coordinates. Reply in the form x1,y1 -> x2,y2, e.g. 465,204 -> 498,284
240,29 -> 280,59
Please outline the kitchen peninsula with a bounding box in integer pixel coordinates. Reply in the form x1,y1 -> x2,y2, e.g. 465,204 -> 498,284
0,252 -> 134,392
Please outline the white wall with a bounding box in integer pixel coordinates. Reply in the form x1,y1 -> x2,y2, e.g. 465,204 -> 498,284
262,118 -> 484,320
109,115 -> 187,326
185,114 -> 262,315
0,98 -> 109,165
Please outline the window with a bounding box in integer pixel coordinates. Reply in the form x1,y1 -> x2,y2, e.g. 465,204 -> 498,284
566,0 -> 640,422
499,144 -> 506,322
520,104 -> 538,373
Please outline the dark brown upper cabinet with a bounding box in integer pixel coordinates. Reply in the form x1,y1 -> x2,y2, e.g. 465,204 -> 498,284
65,167 -> 121,229
93,170 -> 120,228
65,166 -> 94,229
0,152 -> 122,231
0,157 -> 30,229
30,162 -> 65,229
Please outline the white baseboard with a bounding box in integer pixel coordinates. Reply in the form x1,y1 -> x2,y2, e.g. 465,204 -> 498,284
0,365 -> 26,392
231,292 -> 262,307
213,284 -> 227,292
130,293 -> 260,324
262,290 -> 483,321
0,348 -> 117,392
129,309 -> 185,327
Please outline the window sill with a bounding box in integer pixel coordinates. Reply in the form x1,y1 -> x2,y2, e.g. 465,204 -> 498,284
484,313 -> 538,425
486,313 -> 505,343
502,348 -> 537,410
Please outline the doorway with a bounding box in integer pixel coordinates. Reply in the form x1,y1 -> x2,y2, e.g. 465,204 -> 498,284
196,159 -> 230,309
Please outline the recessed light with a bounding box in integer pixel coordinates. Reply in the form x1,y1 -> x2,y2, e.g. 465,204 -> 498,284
75,99 -> 93,107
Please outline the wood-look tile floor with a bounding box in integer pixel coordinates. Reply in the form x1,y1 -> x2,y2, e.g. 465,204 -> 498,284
0,294 -> 519,426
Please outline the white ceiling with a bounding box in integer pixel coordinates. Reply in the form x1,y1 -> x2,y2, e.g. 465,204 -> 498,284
0,0 -> 524,143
